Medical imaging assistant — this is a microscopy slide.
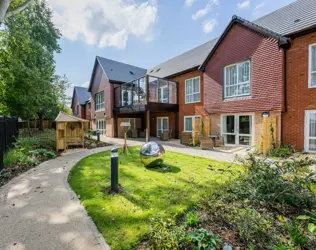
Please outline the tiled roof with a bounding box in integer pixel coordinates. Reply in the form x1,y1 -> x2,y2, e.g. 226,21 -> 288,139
148,0 -> 316,78
74,87 -> 90,105
96,56 -> 147,83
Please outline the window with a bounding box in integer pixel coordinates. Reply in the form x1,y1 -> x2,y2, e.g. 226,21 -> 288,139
158,86 -> 168,103
123,118 -> 135,129
305,110 -> 316,152
224,60 -> 251,98
96,119 -> 106,135
184,116 -> 201,132
185,77 -> 200,103
95,91 -> 104,110
309,44 -> 316,88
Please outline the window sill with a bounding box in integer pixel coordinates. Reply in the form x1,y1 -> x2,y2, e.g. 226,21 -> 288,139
95,108 -> 105,112
185,101 -> 201,104
223,96 -> 251,102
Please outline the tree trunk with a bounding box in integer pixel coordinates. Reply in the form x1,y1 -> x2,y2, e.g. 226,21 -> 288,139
38,112 -> 44,131
27,119 -> 32,136
0,0 -> 11,24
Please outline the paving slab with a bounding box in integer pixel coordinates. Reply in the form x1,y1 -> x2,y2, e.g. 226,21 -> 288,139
0,147 -> 113,250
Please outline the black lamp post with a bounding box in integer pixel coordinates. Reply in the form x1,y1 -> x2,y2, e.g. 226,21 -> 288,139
111,148 -> 119,192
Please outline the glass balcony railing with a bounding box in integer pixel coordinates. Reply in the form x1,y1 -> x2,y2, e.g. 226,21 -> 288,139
114,75 -> 178,108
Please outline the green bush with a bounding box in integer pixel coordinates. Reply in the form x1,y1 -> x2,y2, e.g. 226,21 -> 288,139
186,211 -> 200,227
149,215 -> 186,250
14,137 -> 41,151
187,228 -> 223,250
4,150 -> 21,167
268,145 -> 295,158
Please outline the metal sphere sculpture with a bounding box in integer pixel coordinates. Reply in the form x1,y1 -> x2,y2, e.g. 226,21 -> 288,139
140,142 -> 165,168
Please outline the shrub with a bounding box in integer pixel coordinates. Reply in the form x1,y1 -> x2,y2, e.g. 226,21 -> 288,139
149,215 -> 186,250
187,228 -> 223,250
230,154 -> 316,210
14,137 -> 41,152
186,211 -> 200,227
288,221 -> 309,248
4,150 -> 20,167
268,145 -> 295,158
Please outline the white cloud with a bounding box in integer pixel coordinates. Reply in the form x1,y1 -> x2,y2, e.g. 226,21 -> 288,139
202,18 -> 217,33
254,3 -> 265,10
192,0 -> 219,20
185,0 -> 196,7
47,0 -> 158,49
237,0 -> 250,9
81,81 -> 90,88
252,2 -> 265,16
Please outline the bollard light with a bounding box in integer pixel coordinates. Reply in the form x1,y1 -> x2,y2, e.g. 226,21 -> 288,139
96,130 -> 100,142
111,148 -> 119,192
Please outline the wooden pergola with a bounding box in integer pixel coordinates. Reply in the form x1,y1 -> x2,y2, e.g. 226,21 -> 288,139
55,112 -> 89,151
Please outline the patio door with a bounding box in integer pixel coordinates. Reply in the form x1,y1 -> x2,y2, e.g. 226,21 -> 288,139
305,110 -> 316,152
157,117 -> 169,137
222,114 -> 253,146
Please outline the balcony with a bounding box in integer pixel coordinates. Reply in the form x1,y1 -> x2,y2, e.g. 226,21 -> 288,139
114,75 -> 178,114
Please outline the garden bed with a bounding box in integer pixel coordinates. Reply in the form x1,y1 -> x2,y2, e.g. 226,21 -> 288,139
0,135 -> 59,187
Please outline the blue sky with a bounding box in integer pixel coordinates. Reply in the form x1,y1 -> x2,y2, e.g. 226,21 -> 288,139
47,0 -> 295,95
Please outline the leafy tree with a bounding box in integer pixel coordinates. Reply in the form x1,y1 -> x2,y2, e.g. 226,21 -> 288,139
0,0 -> 61,129
0,0 -> 34,23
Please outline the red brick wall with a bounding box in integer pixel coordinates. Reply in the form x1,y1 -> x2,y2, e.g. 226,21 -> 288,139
150,112 -> 176,138
90,62 -> 114,120
204,24 -> 284,114
282,31 -> 316,150
170,70 -> 206,133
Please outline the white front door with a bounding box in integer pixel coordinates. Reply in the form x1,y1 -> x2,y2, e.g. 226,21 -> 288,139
305,110 -> 316,153
157,117 -> 169,137
222,114 -> 253,146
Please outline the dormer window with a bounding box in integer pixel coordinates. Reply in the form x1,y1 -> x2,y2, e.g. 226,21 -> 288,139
224,60 -> 251,98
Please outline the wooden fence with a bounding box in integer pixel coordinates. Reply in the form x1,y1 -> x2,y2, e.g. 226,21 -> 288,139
261,117 -> 278,156
0,116 -> 19,169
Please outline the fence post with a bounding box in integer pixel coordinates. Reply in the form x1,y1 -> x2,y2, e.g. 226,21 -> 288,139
0,149 -> 3,170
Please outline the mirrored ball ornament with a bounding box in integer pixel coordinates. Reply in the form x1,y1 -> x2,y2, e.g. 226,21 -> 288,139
140,142 -> 165,167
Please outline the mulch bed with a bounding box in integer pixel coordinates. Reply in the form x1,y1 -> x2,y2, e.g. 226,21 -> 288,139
84,137 -> 111,149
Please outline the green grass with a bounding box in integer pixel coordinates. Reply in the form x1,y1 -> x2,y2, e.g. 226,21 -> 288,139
69,146 -> 243,250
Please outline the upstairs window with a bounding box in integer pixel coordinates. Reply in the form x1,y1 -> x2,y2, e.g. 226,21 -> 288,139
309,44 -> 316,88
95,91 -> 104,110
224,60 -> 251,98
185,77 -> 200,103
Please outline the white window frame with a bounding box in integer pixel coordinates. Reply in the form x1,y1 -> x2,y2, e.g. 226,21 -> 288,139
304,110 -> 316,153
121,90 -> 132,106
220,113 -> 254,147
309,43 -> 316,88
158,86 -> 168,103
157,117 -> 169,137
185,76 -> 201,104
123,118 -> 136,129
184,115 -> 202,132
95,91 -> 104,111
96,119 -> 106,135
224,60 -> 251,98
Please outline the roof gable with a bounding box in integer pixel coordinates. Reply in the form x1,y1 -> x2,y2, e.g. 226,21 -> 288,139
199,16 -> 290,72
71,87 -> 90,108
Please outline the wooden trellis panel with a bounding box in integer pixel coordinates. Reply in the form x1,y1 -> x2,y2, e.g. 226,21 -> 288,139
261,117 -> 278,156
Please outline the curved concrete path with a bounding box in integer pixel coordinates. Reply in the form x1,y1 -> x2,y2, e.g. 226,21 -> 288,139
0,147 -> 113,250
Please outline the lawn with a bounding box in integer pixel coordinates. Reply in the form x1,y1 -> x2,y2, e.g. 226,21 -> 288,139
68,146 -> 243,250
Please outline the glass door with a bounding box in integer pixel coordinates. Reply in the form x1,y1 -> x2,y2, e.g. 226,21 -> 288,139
238,115 -> 252,146
305,111 -> 316,152
222,115 -> 236,145
222,114 -> 253,146
157,117 -> 169,137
